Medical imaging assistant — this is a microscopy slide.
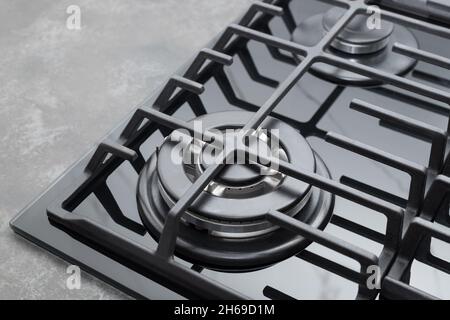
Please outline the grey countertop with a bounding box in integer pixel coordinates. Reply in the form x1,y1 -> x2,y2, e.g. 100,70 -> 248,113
0,0 -> 251,300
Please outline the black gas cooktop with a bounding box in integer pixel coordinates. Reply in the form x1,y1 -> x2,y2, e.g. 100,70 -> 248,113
11,0 -> 450,300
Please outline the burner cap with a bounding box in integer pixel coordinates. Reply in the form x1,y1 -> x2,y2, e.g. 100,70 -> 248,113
137,111 -> 334,271
323,7 -> 394,55
198,130 -> 271,186
291,7 -> 418,86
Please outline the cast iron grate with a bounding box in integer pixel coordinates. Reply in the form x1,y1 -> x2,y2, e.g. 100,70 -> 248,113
47,0 -> 450,299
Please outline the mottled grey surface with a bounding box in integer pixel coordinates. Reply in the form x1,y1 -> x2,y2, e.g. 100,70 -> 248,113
0,0 -> 251,300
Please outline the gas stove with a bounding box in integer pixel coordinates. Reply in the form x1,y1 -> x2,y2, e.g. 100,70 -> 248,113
11,0 -> 450,300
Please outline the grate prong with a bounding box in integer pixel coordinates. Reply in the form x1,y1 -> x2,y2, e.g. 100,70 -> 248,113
325,131 -> 427,211
393,43 -> 450,70
350,99 -> 447,172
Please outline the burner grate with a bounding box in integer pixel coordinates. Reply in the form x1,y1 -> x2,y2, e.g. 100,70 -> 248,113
45,0 -> 450,299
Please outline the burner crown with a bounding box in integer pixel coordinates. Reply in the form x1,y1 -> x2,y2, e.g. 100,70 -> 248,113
324,7 -> 394,55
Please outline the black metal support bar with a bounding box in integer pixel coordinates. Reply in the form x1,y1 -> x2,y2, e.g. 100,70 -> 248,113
297,250 -> 364,284
94,183 -> 147,235
406,218 -> 450,257
227,24 -> 309,56
242,6 -> 358,132
239,1 -> 284,26
123,107 -> 224,146
47,205 -> 247,299
350,99 -> 447,172
86,141 -> 137,174
245,149 -> 404,256
340,176 -> 408,209
413,70 -> 450,91
186,95 -> 208,117
153,76 -> 204,110
238,45 -> 280,88
184,48 -> 233,79
384,177 -> 450,300
325,132 -> 427,212
122,75 -> 205,140
263,286 -> 296,300
382,277 -> 438,300
421,175 -> 450,221
259,25 -> 298,66
393,43 -> 450,70
369,87 -> 450,116
213,1 -> 284,51
443,156 -> 450,177
130,151 -> 146,173
386,216 -> 450,298
321,54 -> 450,107
331,214 -> 386,244
255,153 -> 404,221
243,56 -> 315,131
267,210 -> 378,284
380,8 -> 450,39
155,151 -> 233,259
122,46 -> 234,141
277,0 -> 296,33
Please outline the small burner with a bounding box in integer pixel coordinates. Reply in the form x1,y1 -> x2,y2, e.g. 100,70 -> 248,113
292,7 -> 418,85
137,111 -> 334,271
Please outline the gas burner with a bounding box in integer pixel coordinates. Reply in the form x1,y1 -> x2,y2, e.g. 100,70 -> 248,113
292,7 -> 418,85
137,111 -> 334,271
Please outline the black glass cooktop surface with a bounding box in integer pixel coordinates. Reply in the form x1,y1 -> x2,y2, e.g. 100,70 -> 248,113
11,0 -> 450,300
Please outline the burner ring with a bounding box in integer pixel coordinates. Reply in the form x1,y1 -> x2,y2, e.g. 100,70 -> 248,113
291,10 -> 418,86
138,150 -> 334,271
155,112 -> 316,233
322,7 -> 395,55
137,111 -> 334,271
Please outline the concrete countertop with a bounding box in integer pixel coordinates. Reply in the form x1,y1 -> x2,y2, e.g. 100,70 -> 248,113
0,0 -> 251,299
